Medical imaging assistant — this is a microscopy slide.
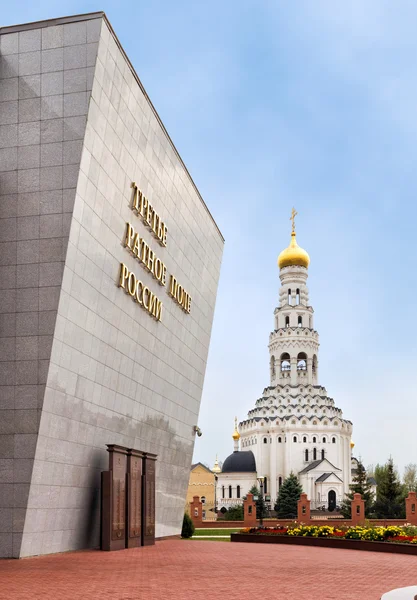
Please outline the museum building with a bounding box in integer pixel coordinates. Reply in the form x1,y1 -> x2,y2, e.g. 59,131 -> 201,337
0,12 -> 223,557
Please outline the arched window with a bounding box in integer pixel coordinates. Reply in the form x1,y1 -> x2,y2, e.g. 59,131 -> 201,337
288,289 -> 292,305
264,477 -> 268,494
222,486 -> 225,499
293,436 -> 297,443
228,485 -> 232,499
263,437 -> 268,444
279,476 -> 283,488
303,436 -> 307,443
321,449 -> 325,460
278,436 -> 282,443
298,316 -> 302,327
297,352 -> 307,371
322,437 -> 326,443
305,449 -> 309,461
296,288 -> 300,305
237,485 -> 240,499
280,353 -> 291,371
313,436 -> 317,443
201,496 -> 206,504
312,354 -> 318,375
332,437 -> 336,444
313,448 -> 317,460
285,316 -> 290,328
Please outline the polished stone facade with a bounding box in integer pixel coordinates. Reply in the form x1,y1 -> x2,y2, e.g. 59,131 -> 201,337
0,12 -> 223,557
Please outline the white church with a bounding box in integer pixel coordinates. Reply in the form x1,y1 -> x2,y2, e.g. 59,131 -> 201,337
215,211 -> 354,511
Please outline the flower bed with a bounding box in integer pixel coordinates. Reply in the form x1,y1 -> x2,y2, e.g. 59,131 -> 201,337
231,524 -> 417,554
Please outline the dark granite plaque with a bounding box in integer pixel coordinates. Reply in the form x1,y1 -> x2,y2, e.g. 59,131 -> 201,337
127,448 -> 144,548
142,453 -> 157,546
101,445 -> 128,551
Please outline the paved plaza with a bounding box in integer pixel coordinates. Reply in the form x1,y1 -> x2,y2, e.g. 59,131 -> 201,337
0,539 -> 416,599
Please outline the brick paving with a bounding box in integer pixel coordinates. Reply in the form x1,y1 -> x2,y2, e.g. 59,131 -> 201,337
0,539 -> 416,600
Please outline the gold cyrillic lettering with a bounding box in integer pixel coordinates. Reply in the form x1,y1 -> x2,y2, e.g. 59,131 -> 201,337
125,223 -> 134,249
119,263 -> 129,288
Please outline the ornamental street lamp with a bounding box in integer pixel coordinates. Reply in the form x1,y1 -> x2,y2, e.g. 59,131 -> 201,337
257,476 -> 265,527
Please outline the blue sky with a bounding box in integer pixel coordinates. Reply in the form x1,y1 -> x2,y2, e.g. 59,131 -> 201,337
3,1 -> 417,475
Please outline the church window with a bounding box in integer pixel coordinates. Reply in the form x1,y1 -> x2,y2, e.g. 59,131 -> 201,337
332,437 -> 336,443
313,436 -> 317,443
302,420 -> 307,426
291,419 -> 296,424
321,449 -> 325,460
322,437 -> 326,443
263,437 -> 267,444
201,496 -> 206,504
229,485 -> 232,499
264,477 -> 268,493
278,436 -> 282,443
313,448 -> 317,460
285,315 -> 290,328
255,438 -> 257,443
293,436 -> 297,443
288,289 -> 292,304
296,289 -> 300,305
312,357 -> 317,375
298,316 -> 302,327
222,486 -> 225,498
279,477 -> 283,488
333,421 -> 338,426
237,485 -> 241,499
323,420 -> 328,426
297,352 -> 307,371
281,353 -> 291,371
305,449 -> 309,461
303,436 -> 307,442
313,420 -> 317,425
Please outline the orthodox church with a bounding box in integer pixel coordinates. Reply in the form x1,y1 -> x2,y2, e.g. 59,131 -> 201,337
216,211 -> 353,511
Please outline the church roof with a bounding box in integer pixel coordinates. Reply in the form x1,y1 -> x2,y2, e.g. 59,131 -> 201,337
222,450 -> 256,474
190,462 -> 213,474
315,472 -> 343,483
299,458 -> 341,474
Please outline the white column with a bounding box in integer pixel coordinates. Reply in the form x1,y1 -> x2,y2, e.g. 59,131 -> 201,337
270,433 -> 277,502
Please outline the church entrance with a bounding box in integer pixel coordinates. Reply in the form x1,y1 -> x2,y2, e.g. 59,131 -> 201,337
328,490 -> 336,512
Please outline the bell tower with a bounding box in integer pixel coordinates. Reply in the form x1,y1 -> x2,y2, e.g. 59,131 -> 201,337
269,209 -> 319,386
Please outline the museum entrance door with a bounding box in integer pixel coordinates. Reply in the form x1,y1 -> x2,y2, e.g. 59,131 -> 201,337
328,490 -> 336,512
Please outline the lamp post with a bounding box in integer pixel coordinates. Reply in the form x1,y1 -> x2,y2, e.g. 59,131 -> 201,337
257,476 -> 265,527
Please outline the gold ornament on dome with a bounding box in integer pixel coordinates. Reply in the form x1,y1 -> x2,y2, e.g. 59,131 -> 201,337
277,207 -> 310,269
232,416 -> 240,440
350,441 -> 355,449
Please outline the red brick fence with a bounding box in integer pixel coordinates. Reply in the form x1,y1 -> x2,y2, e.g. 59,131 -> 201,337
189,491 -> 417,529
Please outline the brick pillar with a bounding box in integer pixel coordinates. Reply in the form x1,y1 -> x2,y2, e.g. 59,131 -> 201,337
405,491 -> 417,525
297,493 -> 311,523
351,493 -> 365,525
243,493 -> 257,527
190,496 -> 203,527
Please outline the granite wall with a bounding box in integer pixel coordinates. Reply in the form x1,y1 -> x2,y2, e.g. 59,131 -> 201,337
0,12 -> 223,558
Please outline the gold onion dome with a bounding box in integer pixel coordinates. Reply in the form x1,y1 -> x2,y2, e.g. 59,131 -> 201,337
277,208 -> 310,270
232,416 -> 240,441
212,455 -> 221,474
350,441 -> 355,449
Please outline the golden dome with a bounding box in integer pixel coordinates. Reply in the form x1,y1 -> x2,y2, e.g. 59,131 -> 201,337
350,441 -> 355,449
278,231 -> 310,270
232,416 -> 240,441
212,455 -> 221,474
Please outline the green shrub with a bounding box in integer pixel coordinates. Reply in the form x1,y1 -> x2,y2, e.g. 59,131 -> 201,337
223,505 -> 244,521
181,512 -> 195,538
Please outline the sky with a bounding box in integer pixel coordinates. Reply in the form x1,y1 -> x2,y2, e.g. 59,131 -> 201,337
3,1 -> 417,476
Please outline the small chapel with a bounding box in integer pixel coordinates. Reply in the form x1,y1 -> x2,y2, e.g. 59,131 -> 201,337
216,210 -> 354,511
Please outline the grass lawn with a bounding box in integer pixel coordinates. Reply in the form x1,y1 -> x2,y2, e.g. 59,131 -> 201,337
193,528 -> 243,536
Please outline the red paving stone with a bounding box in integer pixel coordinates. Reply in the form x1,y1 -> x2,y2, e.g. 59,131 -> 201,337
0,539 -> 416,600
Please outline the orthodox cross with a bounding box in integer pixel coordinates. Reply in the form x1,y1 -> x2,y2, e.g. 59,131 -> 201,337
290,207 -> 298,233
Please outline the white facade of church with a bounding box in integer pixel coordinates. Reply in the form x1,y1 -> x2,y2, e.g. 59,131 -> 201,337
217,215 -> 353,511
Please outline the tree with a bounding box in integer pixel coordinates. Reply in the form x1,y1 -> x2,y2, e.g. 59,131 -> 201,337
181,512 -> 195,538
248,485 -> 267,520
403,464 -> 417,492
373,458 -> 406,519
223,504 -> 244,521
341,459 -> 374,518
275,473 -> 303,519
